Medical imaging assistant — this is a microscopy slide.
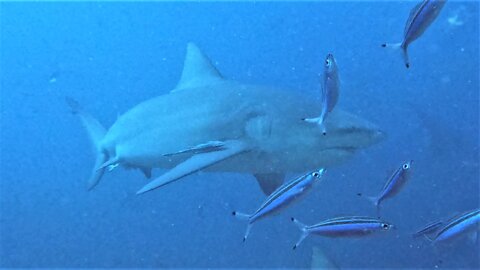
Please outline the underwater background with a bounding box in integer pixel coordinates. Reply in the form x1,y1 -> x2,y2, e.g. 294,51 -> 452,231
1,1 -> 479,268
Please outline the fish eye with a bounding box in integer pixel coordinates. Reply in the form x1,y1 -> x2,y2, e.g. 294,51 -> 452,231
402,163 -> 410,170
382,223 -> 390,230
325,59 -> 330,66
312,172 -> 319,177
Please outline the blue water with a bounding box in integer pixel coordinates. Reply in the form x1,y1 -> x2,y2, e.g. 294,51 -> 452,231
1,1 -> 479,268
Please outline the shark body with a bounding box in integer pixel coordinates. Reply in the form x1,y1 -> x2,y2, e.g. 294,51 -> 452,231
70,43 -> 385,195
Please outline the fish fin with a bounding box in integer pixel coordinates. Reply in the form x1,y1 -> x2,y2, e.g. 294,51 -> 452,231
140,167 -> 152,179
173,43 -> 223,91
365,195 -> 381,217
232,211 -> 250,220
380,42 -> 410,68
366,195 -> 379,206
302,117 -> 327,135
87,152 -> 107,190
136,140 -> 249,194
291,217 -> 309,250
243,223 -> 253,242
66,97 -> 106,151
402,45 -> 410,68
423,234 -> 434,243
66,97 -> 108,190
253,173 -> 285,195
231,211 -> 252,242
163,140 -> 225,156
302,117 -> 321,124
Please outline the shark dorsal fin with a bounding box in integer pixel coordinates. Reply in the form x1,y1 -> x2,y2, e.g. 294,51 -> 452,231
174,43 -> 223,91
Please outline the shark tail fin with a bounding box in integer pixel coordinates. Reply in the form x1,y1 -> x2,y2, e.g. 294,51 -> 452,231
66,97 -> 108,190
381,42 -> 410,68
291,217 -> 309,250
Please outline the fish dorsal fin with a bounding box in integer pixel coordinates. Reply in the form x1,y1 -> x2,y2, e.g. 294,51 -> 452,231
174,43 -> 223,91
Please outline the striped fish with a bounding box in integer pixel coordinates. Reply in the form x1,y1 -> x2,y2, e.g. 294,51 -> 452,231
412,219 -> 444,238
382,0 -> 447,68
367,160 -> 413,217
433,208 -> 479,243
232,168 -> 326,242
302,53 -> 340,135
162,141 -> 225,156
291,216 -> 393,249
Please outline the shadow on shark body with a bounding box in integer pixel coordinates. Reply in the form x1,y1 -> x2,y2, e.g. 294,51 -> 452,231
68,43 -> 386,196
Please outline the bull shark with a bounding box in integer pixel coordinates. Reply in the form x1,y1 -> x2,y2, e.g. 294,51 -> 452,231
68,43 -> 385,195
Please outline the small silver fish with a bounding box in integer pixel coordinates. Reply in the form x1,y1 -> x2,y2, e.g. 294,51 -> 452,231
412,219 -> 444,238
291,216 -> 393,249
367,160 -> 413,216
302,54 -> 340,135
232,169 -> 326,242
382,0 -> 447,68
162,141 -> 226,156
433,208 -> 479,243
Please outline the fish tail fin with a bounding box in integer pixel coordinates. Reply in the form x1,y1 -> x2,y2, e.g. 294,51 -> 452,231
401,43 -> 410,69
423,234 -> 434,243
302,117 -> 321,124
365,195 -> 378,206
381,42 -> 410,68
301,117 -> 327,135
291,217 -> 309,250
232,211 -> 250,220
232,211 -> 253,242
66,97 -> 108,190
365,195 -> 382,218
319,122 -> 327,136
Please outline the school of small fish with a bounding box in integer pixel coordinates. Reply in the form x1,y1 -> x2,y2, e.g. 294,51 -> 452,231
229,0 -> 479,249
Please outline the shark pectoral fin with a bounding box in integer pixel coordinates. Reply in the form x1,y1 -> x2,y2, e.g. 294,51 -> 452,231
253,173 -> 285,195
136,140 -> 249,194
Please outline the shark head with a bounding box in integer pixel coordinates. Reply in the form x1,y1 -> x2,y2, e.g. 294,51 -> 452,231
243,105 -> 385,174
320,109 -> 386,152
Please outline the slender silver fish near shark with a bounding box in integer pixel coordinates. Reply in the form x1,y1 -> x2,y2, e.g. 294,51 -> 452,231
382,0 -> 447,68
432,209 -> 479,243
68,43 -> 385,196
291,216 -> 394,249
233,168 -> 326,241
303,53 -> 340,135
366,160 -> 413,217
